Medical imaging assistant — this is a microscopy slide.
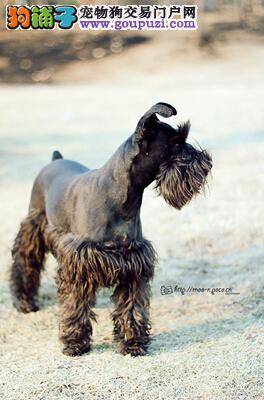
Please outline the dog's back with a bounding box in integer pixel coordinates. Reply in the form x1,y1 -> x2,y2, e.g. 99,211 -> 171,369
30,152 -> 89,230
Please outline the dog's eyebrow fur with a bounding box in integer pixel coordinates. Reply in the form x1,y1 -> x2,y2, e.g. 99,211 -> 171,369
177,120 -> 191,142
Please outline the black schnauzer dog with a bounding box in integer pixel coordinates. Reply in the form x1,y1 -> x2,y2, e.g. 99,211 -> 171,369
10,103 -> 212,357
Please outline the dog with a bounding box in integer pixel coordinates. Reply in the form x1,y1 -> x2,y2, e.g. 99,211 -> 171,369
10,102 -> 212,357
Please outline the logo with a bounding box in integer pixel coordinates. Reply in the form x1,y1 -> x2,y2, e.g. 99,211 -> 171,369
6,5 -> 78,30
6,4 -> 198,31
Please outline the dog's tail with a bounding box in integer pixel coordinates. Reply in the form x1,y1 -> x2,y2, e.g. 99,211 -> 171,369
51,150 -> 63,161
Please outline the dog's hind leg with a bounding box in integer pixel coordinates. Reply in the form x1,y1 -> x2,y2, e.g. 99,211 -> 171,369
10,209 -> 47,313
111,278 -> 151,356
57,264 -> 97,357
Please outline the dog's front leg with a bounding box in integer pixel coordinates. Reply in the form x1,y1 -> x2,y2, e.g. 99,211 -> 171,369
57,265 -> 97,357
111,278 -> 151,356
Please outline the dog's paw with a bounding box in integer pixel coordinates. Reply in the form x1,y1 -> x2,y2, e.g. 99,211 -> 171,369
62,342 -> 91,357
13,299 -> 39,314
120,344 -> 147,357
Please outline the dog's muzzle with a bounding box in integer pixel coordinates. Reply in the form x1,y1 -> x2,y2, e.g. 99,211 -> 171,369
155,147 -> 212,209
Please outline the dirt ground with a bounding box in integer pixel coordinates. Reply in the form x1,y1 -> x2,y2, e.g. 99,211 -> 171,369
0,21 -> 264,400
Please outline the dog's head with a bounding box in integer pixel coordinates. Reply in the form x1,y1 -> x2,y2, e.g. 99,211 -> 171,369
134,102 -> 212,209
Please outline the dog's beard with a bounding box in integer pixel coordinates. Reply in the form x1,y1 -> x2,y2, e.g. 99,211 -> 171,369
155,148 -> 212,209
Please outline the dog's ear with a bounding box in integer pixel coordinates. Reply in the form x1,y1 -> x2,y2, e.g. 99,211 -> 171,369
135,102 -> 177,144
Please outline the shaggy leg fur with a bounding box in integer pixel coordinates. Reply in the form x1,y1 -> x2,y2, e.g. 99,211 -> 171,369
111,278 -> 151,356
57,264 -> 97,357
10,209 -> 47,313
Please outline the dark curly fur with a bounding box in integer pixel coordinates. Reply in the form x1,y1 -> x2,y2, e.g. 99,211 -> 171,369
111,278 -> 151,356
43,224 -> 156,356
10,209 -> 47,313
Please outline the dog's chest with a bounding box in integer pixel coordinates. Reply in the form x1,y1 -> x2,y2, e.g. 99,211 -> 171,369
69,186 -> 142,244
71,208 -> 142,244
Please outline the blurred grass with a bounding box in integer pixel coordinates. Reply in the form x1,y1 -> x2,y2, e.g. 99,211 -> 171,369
1,0 -> 264,84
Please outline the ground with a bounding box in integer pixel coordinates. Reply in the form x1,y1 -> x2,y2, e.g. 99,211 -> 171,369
0,28 -> 264,400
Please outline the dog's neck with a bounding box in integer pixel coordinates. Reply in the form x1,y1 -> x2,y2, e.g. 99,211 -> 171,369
100,135 -> 158,218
